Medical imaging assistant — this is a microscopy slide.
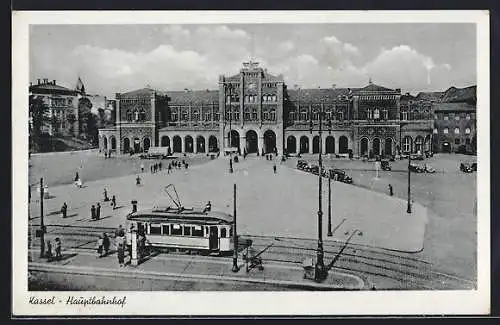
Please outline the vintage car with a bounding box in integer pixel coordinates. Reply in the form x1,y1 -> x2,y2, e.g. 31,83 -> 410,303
460,163 -> 473,173
424,164 -> 436,173
310,165 -> 320,175
296,160 -> 308,170
471,162 -> 477,171
329,169 -> 353,184
381,160 -> 392,171
410,153 -> 425,161
409,163 -> 425,173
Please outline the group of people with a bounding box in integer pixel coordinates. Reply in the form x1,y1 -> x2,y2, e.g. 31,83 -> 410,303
96,233 -> 111,257
103,188 -> 117,210
90,202 -> 102,220
103,150 -> 113,159
150,161 -> 163,173
44,237 -> 62,261
111,224 -> 148,267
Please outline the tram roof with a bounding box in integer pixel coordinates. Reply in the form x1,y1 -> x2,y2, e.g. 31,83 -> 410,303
126,207 -> 234,224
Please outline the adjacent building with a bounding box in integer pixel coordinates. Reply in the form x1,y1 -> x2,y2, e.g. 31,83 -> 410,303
98,62 -> 433,158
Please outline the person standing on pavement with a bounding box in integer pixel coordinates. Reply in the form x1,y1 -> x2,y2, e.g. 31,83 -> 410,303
141,162 -> 145,173
46,240 -> 53,259
96,202 -> 101,220
102,233 -> 110,256
159,162 -> 162,171
97,235 -> 104,258
103,188 -> 109,201
54,237 -> 62,260
388,184 -> 394,196
111,195 -> 117,210
136,175 -> 141,186
91,205 -> 96,220
168,163 -> 172,174
273,164 -> 277,174
61,202 -> 67,218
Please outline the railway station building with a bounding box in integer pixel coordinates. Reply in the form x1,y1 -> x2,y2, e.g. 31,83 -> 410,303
99,61 -> 433,158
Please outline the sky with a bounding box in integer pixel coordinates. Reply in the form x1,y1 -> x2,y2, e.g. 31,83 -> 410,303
30,24 -> 476,98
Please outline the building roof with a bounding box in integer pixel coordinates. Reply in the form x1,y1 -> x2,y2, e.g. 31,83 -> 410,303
415,91 -> 444,102
352,82 -> 397,94
441,85 -> 476,103
286,88 -> 351,103
433,102 -> 476,112
165,90 -> 219,106
119,87 -> 160,98
30,82 -> 79,96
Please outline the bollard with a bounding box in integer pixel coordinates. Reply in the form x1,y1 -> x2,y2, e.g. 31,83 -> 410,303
131,200 -> 138,213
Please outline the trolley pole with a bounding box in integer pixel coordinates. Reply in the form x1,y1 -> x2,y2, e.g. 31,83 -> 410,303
39,178 -> 45,258
327,175 -> 332,237
232,183 -> 239,272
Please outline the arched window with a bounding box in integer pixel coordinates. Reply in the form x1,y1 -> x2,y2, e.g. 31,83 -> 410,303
289,110 -> 296,121
139,109 -> 146,121
252,108 -> 258,120
312,109 -> 319,121
181,109 -> 188,121
373,108 -> 380,119
454,127 -> 460,135
272,95 -> 277,102
244,107 -> 251,121
465,128 -> 471,134
300,109 -> 308,121
171,108 -> 178,121
262,109 -> 269,120
270,108 -> 276,121
192,110 -> 199,121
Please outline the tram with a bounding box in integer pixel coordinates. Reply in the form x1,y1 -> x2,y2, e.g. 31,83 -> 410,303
125,185 -> 234,255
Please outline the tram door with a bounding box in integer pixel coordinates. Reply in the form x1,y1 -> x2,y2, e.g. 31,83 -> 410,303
209,226 -> 219,251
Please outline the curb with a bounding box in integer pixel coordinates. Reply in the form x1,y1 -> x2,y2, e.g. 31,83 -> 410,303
28,262 -> 365,290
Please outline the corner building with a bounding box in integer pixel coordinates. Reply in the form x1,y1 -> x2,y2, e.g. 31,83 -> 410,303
99,62 -> 433,157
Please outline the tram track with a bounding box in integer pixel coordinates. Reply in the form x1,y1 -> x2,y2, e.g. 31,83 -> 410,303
29,224 -> 475,289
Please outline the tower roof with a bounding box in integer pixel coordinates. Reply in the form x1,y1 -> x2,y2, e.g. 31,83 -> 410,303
76,76 -> 86,94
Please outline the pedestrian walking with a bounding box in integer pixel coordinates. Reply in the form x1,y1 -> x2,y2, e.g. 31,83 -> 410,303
74,172 -> 79,182
273,164 -> 277,174
150,164 -> 153,173
104,151 -> 108,159
141,163 -> 145,173
61,202 -> 67,218
96,236 -> 104,257
96,202 -> 101,220
159,162 -> 162,171
136,175 -> 141,186
102,233 -> 110,256
185,162 -> 189,169
103,188 -> 109,201
388,184 -> 394,196
46,240 -> 53,259
91,205 -> 96,220
116,224 -> 125,238
168,163 -> 172,174
111,195 -> 116,210
54,237 -> 62,260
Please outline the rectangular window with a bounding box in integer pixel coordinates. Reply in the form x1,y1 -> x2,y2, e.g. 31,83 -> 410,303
401,111 -> 408,120
192,225 -> 203,237
150,225 -> 162,235
204,111 -> 211,121
171,224 -> 182,236
162,225 -> 170,235
183,226 -> 191,236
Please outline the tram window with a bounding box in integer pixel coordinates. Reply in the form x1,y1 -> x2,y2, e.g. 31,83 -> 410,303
162,225 -> 170,235
229,227 -> 233,237
171,224 -> 182,236
192,225 -> 203,237
220,228 -> 227,238
183,226 -> 191,236
150,225 -> 161,235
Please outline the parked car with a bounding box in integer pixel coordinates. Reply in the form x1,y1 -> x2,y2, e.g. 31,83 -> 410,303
471,162 -> 477,171
296,160 -> 308,170
410,153 -> 425,160
460,163 -> 473,173
424,164 -> 436,173
330,169 -> 353,184
310,165 -> 320,175
381,160 -> 392,171
409,163 -> 425,173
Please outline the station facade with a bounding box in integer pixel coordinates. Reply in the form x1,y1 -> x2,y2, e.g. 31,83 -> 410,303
99,62 -> 433,158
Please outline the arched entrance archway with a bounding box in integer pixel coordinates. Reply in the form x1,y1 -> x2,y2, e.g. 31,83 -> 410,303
209,135 -> 218,152
360,138 -> 368,156
415,136 -> 424,154
300,136 -> 309,154
143,137 -> 151,152
123,138 -> 130,153
196,135 -> 205,153
246,130 -> 258,153
286,135 -> 297,154
339,136 -> 348,154
173,136 -> 182,153
133,137 -> 140,153
442,141 -> 451,153
110,136 -> 116,150
326,136 -> 335,154
103,137 -> 108,150
385,138 -> 393,156
228,130 -> 240,151
185,135 -> 194,153
313,136 -> 321,154
161,136 -> 170,147
263,130 -> 276,154
372,138 -> 381,156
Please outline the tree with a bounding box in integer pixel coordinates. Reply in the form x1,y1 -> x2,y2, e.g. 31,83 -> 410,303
29,95 -> 50,150
66,112 -> 76,134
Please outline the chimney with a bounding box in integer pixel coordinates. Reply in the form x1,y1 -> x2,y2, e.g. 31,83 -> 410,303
53,80 -> 56,85
37,79 -> 41,85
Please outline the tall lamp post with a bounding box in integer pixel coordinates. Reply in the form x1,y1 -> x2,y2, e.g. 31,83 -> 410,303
400,122 -> 412,214
227,84 -> 234,173
39,178 -> 45,258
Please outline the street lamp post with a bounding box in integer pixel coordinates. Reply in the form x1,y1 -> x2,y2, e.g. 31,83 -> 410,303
400,122 -> 412,214
39,177 -> 45,258
327,174 -> 332,237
